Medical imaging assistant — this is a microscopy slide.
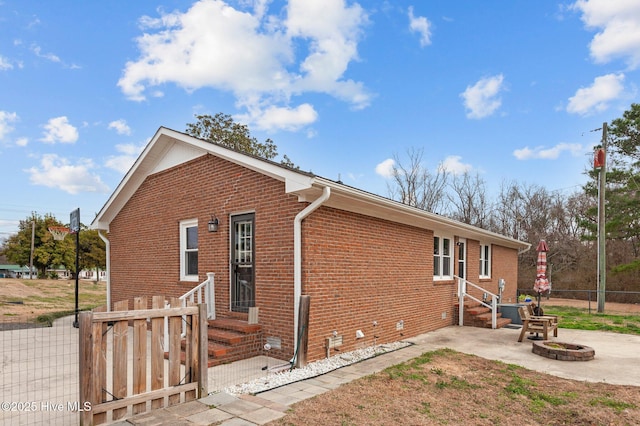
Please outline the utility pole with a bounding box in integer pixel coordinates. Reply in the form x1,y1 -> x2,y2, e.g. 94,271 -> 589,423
597,122 -> 607,313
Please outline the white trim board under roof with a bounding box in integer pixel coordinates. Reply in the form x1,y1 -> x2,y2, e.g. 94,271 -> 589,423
91,127 -> 530,252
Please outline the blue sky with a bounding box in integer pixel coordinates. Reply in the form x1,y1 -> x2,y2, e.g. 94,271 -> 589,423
1,0 -> 639,240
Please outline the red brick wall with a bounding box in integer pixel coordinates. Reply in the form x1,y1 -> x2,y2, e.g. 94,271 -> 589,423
301,207 -> 457,361
491,244 -> 519,303
108,154 -> 301,358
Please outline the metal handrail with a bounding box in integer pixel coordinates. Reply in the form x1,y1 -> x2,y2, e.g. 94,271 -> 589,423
455,275 -> 498,329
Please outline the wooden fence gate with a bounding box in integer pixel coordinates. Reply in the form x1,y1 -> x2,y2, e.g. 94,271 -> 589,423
78,296 -> 208,425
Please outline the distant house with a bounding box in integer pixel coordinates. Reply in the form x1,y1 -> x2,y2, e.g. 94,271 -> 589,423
44,266 -> 106,281
0,264 -> 32,278
91,127 -> 530,363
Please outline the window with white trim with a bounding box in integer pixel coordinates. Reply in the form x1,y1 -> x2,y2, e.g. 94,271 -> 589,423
180,219 -> 198,281
479,243 -> 491,278
433,235 -> 453,280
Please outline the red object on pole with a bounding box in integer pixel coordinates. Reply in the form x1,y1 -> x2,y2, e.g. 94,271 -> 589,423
594,148 -> 605,169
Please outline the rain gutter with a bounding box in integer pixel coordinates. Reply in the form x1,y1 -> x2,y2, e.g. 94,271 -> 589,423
97,230 -> 111,312
293,186 -> 331,353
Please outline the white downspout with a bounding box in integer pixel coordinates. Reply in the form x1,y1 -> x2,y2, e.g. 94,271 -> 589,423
98,230 -> 111,312
293,186 -> 331,354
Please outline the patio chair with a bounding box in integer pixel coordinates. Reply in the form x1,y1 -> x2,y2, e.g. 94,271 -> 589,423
517,305 -> 558,342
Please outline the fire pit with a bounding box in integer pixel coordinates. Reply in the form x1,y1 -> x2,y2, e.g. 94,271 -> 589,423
532,341 -> 595,361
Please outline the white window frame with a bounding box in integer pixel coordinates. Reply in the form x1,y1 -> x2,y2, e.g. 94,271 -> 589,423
479,243 -> 491,279
180,218 -> 199,282
433,234 -> 453,281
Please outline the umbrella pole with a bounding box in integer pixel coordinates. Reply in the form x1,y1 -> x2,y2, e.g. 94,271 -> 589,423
528,292 -> 544,340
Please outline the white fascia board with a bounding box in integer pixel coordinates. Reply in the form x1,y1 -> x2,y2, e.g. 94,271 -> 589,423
311,177 -> 529,251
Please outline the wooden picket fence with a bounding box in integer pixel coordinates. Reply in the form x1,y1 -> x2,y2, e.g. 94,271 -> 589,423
78,296 -> 208,426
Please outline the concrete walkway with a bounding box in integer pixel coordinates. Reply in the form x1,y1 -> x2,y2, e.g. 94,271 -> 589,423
113,325 -> 640,426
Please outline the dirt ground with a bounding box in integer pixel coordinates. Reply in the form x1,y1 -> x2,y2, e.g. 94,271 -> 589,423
269,349 -> 640,426
0,278 -> 106,323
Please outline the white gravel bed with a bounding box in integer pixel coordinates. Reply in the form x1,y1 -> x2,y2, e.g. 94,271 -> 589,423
223,341 -> 411,395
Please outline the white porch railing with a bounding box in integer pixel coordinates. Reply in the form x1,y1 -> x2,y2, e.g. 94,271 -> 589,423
456,275 -> 498,329
180,272 -> 216,320
170,272 -> 215,338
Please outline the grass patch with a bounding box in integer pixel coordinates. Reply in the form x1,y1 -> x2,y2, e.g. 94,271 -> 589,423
435,376 -> 478,390
544,306 -> 640,335
505,373 -> 536,396
417,401 -> 431,414
384,350 -> 442,381
589,396 -> 637,413
504,372 -> 568,413
36,310 -> 77,327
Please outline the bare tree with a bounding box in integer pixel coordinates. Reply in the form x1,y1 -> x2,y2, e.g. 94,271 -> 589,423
447,171 -> 491,228
387,147 -> 449,213
491,180 -> 527,239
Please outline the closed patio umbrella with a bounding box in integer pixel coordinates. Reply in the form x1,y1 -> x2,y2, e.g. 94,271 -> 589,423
533,240 -> 550,313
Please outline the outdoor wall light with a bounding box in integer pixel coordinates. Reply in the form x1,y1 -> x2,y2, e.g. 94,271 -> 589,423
208,214 -> 219,232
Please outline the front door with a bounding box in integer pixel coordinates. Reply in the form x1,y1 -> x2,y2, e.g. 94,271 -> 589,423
231,213 -> 255,312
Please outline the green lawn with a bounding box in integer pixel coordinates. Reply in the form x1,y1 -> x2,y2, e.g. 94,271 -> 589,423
544,306 -> 640,335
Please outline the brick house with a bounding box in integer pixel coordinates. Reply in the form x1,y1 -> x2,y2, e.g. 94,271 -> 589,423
91,127 -> 530,364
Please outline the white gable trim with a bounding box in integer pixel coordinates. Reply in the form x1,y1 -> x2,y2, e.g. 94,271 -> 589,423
91,127 -> 314,231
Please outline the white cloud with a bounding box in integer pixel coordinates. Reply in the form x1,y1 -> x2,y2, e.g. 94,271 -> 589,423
0,111 -> 18,140
375,158 -> 395,178
30,44 -> 61,63
236,103 -> 318,131
15,137 -> 28,147
286,0 -> 370,107
26,154 -> 109,194
566,73 -> 625,115
118,0 -> 371,131
513,143 -> 585,160
0,55 -> 13,70
105,143 -> 146,174
460,74 -> 505,119
40,116 -> 79,144
440,155 -> 472,175
108,119 -> 132,135
572,0 -> 640,69
408,6 -> 432,47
